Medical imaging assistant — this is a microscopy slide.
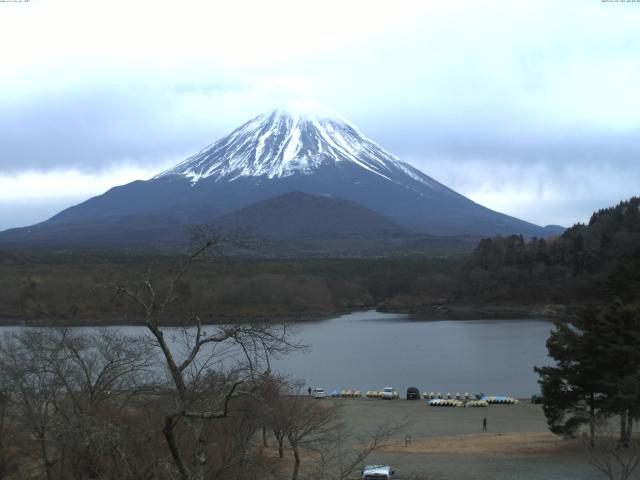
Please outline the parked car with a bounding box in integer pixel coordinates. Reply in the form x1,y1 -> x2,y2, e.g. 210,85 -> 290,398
406,386 -> 420,400
531,394 -> 543,404
382,387 -> 395,400
362,465 -> 394,480
313,388 -> 326,399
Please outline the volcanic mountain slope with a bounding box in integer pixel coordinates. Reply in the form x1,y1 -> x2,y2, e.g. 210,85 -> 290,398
212,191 -> 405,237
0,108 -> 563,251
0,215 -> 188,250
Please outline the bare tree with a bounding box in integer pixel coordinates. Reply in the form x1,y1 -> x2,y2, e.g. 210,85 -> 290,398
0,390 -> 12,479
256,375 -> 303,460
0,328 -> 158,480
257,378 -> 406,480
305,420 -> 407,480
43,329 -> 156,479
104,233 -> 301,480
43,329 -> 155,412
282,395 -> 338,480
0,234 -> 301,480
255,374 -> 288,456
0,330 -> 62,480
586,432 -> 640,480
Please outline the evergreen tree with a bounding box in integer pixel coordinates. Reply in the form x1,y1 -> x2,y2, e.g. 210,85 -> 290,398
535,308 -> 607,446
596,303 -> 640,446
536,303 -> 640,446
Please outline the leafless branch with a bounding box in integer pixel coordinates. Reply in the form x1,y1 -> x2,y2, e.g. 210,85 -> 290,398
585,429 -> 640,480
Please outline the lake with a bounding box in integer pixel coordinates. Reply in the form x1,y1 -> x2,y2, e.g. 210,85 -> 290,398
0,310 -> 554,397
271,310 -> 554,398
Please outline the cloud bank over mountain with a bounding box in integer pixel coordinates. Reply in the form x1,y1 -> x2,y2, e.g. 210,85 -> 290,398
1,0 -> 638,229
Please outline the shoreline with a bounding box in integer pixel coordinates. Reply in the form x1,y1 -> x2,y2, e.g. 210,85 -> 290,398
0,303 -> 571,327
379,302 -> 576,321
0,309 -> 351,328
0,304 -> 577,327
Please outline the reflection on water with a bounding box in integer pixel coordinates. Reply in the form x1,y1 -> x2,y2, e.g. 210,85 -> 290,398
0,310 -> 554,397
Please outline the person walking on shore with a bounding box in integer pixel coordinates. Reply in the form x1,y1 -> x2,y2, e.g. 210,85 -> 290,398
482,417 -> 487,431
308,387 -> 312,396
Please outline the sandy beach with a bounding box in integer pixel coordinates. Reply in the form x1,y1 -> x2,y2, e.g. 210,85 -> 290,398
328,397 -> 601,480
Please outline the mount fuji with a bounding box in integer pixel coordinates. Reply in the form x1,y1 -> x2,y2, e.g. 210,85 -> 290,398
0,109 -> 563,252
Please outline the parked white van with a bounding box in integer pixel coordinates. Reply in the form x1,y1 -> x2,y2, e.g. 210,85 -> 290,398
362,465 -> 394,480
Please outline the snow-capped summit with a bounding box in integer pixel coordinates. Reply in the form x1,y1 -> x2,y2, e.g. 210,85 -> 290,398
155,109 -> 442,192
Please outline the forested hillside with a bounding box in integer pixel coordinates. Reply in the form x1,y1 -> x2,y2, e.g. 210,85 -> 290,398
0,198 -> 637,324
457,197 -> 640,305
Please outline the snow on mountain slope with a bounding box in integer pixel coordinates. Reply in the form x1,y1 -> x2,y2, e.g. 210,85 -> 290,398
155,109 -> 446,192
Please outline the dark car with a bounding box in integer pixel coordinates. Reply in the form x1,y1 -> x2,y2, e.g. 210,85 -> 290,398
406,387 -> 420,400
531,394 -> 544,404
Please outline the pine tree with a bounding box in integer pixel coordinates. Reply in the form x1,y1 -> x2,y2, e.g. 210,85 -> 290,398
535,308 -> 607,445
596,303 -> 640,446
536,303 -> 640,445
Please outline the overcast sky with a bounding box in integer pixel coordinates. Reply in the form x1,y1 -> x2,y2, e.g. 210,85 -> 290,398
1,0 -> 639,230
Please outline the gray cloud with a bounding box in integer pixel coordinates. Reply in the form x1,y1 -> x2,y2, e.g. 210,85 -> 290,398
0,0 -> 638,229
0,86 -> 214,172
0,198 -> 84,230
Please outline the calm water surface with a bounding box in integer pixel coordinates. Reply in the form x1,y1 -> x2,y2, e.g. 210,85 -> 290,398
271,310 -> 554,397
0,310 -> 554,397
